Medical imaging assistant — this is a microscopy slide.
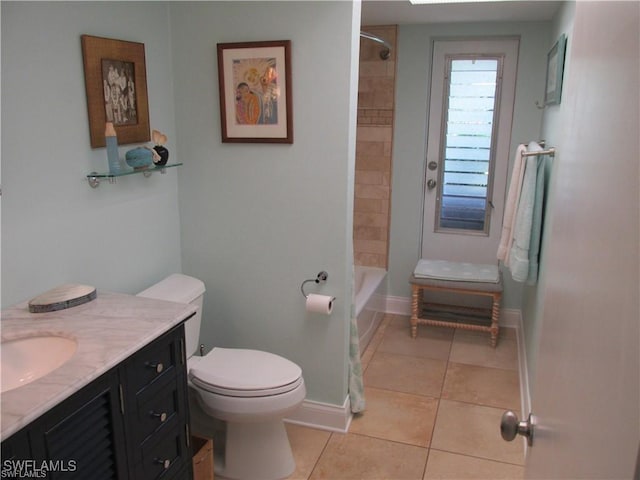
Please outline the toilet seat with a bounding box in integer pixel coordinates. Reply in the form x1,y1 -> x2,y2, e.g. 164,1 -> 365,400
189,348 -> 303,398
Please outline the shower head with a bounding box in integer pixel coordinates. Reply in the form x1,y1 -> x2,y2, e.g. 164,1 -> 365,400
360,31 -> 392,60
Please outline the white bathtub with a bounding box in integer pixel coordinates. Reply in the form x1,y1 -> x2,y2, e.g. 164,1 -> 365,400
354,266 -> 387,354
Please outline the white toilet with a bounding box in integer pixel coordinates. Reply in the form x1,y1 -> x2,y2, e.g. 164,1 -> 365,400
138,274 -> 306,480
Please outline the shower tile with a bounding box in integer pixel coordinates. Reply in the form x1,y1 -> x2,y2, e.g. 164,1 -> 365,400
424,449 -> 524,479
286,423 -> 331,480
441,362 -> 521,410
378,316 -> 453,361
363,351 -> 447,397
431,400 -> 525,465
450,329 -> 518,371
309,433 -> 427,479
349,387 -> 438,447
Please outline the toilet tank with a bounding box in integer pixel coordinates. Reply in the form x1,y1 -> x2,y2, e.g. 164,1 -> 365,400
137,274 -> 206,357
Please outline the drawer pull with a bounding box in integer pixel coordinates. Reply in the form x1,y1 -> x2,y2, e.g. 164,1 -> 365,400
146,362 -> 164,373
154,458 -> 171,470
150,411 -> 168,422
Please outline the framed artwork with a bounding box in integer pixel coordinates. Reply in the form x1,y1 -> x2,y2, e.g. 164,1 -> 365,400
544,34 -> 566,106
217,40 -> 293,144
81,35 -> 150,148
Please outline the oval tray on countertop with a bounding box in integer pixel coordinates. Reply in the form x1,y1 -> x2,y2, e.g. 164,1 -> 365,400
28,284 -> 97,313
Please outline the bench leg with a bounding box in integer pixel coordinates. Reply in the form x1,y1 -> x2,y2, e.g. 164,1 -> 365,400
410,285 -> 419,338
490,292 -> 501,348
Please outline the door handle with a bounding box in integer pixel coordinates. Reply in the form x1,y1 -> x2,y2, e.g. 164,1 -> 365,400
500,411 -> 534,446
427,178 -> 437,190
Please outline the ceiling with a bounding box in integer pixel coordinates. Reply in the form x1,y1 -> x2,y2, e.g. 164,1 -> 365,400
361,0 -> 563,25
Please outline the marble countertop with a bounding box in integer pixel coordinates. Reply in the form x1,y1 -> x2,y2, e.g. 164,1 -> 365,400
1,291 -> 197,440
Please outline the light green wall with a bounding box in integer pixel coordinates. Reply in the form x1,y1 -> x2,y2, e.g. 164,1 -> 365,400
170,1 -> 359,405
522,0 -> 575,397
2,1 -> 359,408
1,2 -> 182,308
388,21 -> 551,309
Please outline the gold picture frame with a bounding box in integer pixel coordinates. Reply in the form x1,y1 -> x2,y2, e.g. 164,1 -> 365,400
217,40 -> 293,144
81,35 -> 150,148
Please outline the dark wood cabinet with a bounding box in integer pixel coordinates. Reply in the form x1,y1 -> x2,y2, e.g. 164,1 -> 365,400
1,323 -> 193,480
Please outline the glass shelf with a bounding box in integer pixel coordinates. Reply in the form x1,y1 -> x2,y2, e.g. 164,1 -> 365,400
87,163 -> 182,188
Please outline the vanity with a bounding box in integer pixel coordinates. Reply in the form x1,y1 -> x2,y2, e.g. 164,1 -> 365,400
1,291 -> 197,479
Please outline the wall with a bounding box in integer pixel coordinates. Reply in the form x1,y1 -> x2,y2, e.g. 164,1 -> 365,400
388,21 -> 550,309
521,0 -> 575,397
1,2 -> 182,308
169,1 -> 360,406
354,25 -> 397,269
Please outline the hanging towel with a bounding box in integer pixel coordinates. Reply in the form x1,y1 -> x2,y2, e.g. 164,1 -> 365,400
527,155 -> 547,284
348,266 -> 365,413
509,142 -> 543,282
497,144 -> 527,263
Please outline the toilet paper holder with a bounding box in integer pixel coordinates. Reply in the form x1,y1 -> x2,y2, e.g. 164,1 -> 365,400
300,271 -> 329,299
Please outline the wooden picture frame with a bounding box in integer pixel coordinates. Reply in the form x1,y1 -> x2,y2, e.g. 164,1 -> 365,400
217,40 -> 293,144
544,34 -> 567,106
81,35 -> 150,148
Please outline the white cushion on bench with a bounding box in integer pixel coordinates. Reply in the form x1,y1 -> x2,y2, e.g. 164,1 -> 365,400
413,259 -> 500,283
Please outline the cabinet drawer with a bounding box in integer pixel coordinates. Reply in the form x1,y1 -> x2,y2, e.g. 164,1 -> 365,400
136,423 -> 188,480
134,375 -> 182,445
126,328 -> 183,394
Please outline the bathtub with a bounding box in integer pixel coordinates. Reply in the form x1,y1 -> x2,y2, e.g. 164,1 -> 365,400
353,266 -> 387,354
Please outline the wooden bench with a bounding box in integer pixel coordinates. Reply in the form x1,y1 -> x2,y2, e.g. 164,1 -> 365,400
409,261 -> 503,347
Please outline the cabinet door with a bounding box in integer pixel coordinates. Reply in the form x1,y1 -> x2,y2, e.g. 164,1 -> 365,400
29,370 -> 128,479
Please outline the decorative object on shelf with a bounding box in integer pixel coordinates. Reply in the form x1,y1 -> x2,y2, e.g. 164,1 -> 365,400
105,122 -> 124,174
81,34 -> 150,148
217,40 -> 293,144
544,34 -> 566,106
125,146 -> 156,170
152,129 -> 169,166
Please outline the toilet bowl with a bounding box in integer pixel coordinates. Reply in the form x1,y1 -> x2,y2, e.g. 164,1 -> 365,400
137,274 -> 305,480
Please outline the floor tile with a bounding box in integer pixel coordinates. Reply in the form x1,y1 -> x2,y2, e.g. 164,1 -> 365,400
441,362 -> 521,410
350,387 -> 439,447
431,400 -> 524,465
286,423 -> 331,480
450,329 -> 518,371
309,433 -> 428,479
378,316 -> 453,361
364,351 -> 447,397
424,449 -> 524,479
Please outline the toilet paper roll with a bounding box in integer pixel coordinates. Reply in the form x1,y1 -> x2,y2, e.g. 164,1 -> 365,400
306,294 -> 335,315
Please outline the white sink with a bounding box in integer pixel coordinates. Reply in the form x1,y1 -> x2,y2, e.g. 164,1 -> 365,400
1,335 -> 77,393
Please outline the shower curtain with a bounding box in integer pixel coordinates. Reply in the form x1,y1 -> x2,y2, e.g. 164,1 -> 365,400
349,267 -> 366,413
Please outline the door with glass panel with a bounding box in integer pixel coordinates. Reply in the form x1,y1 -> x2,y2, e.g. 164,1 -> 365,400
422,38 -> 519,264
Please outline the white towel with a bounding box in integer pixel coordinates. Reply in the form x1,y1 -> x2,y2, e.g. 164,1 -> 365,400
497,144 -> 527,263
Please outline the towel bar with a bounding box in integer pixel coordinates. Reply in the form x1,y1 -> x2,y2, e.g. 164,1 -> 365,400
521,147 -> 555,158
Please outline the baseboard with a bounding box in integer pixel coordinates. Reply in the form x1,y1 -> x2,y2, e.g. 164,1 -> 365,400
285,396 -> 352,433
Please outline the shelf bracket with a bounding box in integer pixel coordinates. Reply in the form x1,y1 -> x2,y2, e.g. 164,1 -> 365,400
88,173 -> 100,188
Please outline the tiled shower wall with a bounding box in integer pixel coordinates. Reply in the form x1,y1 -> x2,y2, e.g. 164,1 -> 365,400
354,25 -> 397,269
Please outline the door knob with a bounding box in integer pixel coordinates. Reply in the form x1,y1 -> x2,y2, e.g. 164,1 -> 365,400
427,178 -> 437,190
500,411 -> 534,446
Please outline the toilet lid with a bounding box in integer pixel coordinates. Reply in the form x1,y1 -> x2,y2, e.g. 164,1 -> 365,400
189,348 -> 303,397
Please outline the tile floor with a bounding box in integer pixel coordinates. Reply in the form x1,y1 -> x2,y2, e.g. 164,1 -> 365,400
285,314 -> 525,479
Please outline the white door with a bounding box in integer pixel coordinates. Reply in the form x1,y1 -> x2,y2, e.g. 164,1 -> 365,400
523,2 -> 639,477
422,38 -> 519,264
